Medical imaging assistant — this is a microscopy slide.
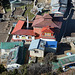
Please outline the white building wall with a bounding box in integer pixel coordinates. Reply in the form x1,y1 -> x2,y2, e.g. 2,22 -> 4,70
40,38 -> 56,41
30,49 -> 44,57
13,35 -> 35,40
1,49 -> 6,55
1,49 -> 10,56
32,36 -> 35,40
7,64 -> 21,70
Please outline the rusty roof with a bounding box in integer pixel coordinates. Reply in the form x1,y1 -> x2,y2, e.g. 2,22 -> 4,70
32,14 -> 60,28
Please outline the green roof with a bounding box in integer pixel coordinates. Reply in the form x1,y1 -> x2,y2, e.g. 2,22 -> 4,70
0,42 -> 23,49
52,54 -> 75,70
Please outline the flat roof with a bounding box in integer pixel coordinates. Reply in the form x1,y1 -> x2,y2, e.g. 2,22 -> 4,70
0,42 -> 23,49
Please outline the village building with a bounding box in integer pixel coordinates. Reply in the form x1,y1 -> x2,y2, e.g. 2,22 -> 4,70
33,0 -> 51,9
11,13 -> 62,42
7,45 -> 27,70
61,32 -> 75,52
39,26 -> 55,39
11,20 -> 35,42
32,14 -> 61,40
28,39 -> 46,58
50,0 -> 68,15
28,39 -> 57,63
0,42 -> 23,65
52,54 -> 75,70
9,0 -> 32,11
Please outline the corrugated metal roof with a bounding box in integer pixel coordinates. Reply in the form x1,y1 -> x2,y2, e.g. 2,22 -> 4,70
60,0 -> 68,5
32,14 -> 60,28
12,29 -> 35,36
45,41 -> 57,48
51,0 -> 59,6
28,39 -> 40,50
0,42 -> 23,49
11,20 -> 25,34
52,54 -> 75,70
11,20 -> 35,36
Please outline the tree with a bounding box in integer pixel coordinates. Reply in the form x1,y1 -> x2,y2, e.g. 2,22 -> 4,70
43,53 -> 57,74
57,67 -> 63,74
1,71 -> 8,75
0,0 -> 10,9
18,64 -> 28,75
0,64 -> 7,74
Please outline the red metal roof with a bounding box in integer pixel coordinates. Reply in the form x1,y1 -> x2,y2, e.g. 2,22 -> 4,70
32,14 -> 60,28
11,20 -> 25,34
12,29 -> 35,36
11,20 -> 35,36
41,26 -> 54,33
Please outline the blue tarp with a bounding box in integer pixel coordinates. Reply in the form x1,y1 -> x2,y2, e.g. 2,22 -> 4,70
45,41 -> 57,48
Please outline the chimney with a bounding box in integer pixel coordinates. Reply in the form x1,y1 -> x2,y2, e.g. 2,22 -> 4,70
27,14 -> 29,29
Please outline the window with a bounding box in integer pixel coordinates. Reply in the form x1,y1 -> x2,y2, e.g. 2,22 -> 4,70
40,45 -> 43,47
21,35 -> 26,39
16,35 -> 19,38
50,45 -> 55,47
45,33 -> 51,36
28,36 -> 32,39
34,50 -> 38,53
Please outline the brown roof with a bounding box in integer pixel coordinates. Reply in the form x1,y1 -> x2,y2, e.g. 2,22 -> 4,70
32,14 -> 60,28
35,15 -> 42,19
43,13 -> 52,19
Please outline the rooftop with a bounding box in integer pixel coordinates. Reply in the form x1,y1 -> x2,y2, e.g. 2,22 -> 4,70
41,26 -> 54,33
7,46 -> 26,65
45,41 -> 57,48
28,39 -> 40,51
32,14 -> 61,29
53,54 -> 75,70
0,42 -> 23,49
11,20 -> 35,36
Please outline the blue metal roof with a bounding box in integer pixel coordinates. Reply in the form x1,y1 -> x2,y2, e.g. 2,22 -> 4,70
45,41 -> 57,48
28,39 -> 40,51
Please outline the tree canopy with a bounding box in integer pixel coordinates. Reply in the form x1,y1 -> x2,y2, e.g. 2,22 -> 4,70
0,64 -> 7,74
0,0 -> 10,9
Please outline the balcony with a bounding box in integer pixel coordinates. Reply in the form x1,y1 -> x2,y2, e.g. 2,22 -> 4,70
40,35 -> 55,39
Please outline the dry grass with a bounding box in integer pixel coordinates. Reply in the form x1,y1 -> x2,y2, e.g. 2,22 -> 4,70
59,69 -> 75,75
